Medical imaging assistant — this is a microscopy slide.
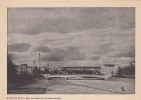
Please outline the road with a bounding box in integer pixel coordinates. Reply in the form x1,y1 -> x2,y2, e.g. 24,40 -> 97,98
7,75 -> 135,94
46,77 -> 134,94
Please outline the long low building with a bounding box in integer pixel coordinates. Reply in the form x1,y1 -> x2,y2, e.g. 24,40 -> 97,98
61,64 -> 118,76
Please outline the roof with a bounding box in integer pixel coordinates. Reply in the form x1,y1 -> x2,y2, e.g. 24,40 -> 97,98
104,64 -> 115,67
62,66 -> 101,68
21,64 -> 28,66
27,66 -> 34,68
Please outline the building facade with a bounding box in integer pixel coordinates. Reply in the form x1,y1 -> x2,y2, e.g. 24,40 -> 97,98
61,64 -> 118,76
16,64 -> 34,76
101,64 -> 118,76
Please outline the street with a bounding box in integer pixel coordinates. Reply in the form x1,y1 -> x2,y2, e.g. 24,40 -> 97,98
7,75 -> 135,94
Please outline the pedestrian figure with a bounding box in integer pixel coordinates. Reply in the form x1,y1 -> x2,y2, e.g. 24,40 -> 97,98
44,74 -> 48,91
46,80 -> 48,91
122,86 -> 125,93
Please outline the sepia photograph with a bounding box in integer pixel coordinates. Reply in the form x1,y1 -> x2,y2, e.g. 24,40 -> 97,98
7,7 -> 135,94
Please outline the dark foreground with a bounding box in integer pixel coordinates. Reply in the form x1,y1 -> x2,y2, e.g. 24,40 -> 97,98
7,75 -> 135,94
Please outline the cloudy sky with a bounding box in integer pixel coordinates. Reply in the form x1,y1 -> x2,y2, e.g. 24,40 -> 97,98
8,7 -> 135,67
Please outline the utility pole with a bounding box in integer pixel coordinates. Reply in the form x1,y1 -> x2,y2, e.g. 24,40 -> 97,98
46,63 -> 50,69
33,60 -> 35,67
48,63 -> 50,68
39,52 -> 40,69
62,61 -> 63,68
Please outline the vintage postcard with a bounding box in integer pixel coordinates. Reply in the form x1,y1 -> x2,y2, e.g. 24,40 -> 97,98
0,0 -> 141,100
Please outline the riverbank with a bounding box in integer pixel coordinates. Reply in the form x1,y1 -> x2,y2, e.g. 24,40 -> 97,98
7,75 -> 46,94
7,75 -> 135,94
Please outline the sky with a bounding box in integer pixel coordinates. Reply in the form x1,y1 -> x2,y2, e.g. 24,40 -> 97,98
7,7 -> 135,67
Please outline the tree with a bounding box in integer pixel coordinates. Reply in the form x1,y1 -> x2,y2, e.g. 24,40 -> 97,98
7,53 -> 16,83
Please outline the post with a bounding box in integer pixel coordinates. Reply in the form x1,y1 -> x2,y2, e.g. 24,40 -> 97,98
47,63 -> 50,68
62,61 -> 63,68
33,60 -> 35,67
39,52 -> 40,69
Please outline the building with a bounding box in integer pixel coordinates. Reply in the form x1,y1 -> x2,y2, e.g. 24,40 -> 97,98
61,64 -> 118,76
101,64 -> 118,76
27,66 -> 34,76
62,66 -> 101,75
16,64 -> 34,76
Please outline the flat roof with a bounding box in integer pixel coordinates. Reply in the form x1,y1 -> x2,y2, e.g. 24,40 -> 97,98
62,67 -> 101,68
